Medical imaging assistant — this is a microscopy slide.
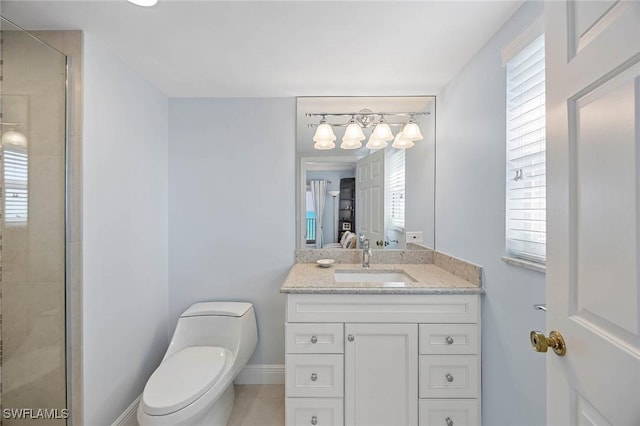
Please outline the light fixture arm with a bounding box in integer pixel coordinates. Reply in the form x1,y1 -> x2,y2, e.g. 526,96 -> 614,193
305,111 -> 429,119
306,110 -> 429,128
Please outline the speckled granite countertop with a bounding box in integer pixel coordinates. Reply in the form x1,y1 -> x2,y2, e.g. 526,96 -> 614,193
280,263 -> 483,295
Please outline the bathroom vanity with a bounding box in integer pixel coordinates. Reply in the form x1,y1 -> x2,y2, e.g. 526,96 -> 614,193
281,259 -> 483,426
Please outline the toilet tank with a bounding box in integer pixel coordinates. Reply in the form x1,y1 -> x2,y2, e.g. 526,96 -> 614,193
165,302 -> 257,360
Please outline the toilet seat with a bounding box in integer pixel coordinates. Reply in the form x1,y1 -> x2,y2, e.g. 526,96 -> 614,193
141,346 -> 227,416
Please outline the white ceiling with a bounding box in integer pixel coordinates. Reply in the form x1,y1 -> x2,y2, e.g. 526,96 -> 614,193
2,1 -> 523,98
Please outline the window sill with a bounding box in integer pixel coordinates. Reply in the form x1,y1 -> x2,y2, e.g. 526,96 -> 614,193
501,256 -> 546,273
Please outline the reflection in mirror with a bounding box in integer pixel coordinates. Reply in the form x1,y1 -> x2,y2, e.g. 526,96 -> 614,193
1,95 -> 30,227
296,96 -> 435,250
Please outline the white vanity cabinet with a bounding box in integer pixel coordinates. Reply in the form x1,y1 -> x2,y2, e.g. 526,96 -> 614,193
284,293 -> 481,426
344,323 -> 418,426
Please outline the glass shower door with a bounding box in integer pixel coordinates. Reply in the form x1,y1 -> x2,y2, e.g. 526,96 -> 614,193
0,18 -> 68,425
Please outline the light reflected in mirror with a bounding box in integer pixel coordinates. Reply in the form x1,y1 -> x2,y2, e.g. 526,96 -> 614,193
296,96 -> 435,250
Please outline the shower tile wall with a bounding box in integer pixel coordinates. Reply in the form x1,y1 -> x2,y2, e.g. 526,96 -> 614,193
30,29 -> 84,426
0,28 -> 67,425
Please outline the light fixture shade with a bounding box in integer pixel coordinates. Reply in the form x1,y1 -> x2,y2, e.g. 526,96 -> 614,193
402,121 -> 423,141
340,138 -> 362,150
366,136 -> 388,150
313,122 -> 336,142
328,190 -> 340,197
371,121 -> 394,141
343,122 -> 365,141
392,131 -> 415,149
126,0 -> 158,6
1,130 -> 27,147
314,139 -> 336,150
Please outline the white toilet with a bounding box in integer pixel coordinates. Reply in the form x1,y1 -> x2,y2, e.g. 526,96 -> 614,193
137,302 -> 258,426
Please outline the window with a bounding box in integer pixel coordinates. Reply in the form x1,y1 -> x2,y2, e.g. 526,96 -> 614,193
305,189 -> 316,243
505,33 -> 546,263
3,144 -> 29,226
386,148 -> 405,229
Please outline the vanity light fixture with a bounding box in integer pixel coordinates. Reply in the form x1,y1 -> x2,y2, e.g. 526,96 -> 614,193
307,110 -> 429,151
370,117 -> 394,142
1,129 -> 27,147
340,116 -> 365,149
313,115 -> 337,150
314,138 -> 336,150
126,0 -> 159,7
340,138 -> 363,150
391,129 -> 415,150
401,117 -> 424,141
366,136 -> 388,150
343,116 -> 366,141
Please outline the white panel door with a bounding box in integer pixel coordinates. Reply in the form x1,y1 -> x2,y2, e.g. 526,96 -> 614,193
356,150 -> 385,245
546,1 -> 640,424
344,323 -> 418,426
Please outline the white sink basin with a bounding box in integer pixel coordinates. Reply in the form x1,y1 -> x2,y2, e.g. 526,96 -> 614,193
334,270 -> 416,283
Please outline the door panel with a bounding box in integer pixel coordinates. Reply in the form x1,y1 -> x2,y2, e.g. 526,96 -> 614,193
573,65 -> 639,338
546,1 -> 640,424
356,150 -> 385,243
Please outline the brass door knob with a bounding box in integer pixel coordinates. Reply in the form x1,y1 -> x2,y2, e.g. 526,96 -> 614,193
530,330 -> 566,356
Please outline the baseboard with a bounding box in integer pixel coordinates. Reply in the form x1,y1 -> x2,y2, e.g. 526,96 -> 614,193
111,395 -> 140,426
234,364 -> 285,384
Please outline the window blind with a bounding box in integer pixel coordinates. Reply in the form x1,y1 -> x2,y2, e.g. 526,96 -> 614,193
506,34 -> 545,263
4,146 -> 28,226
386,148 -> 405,229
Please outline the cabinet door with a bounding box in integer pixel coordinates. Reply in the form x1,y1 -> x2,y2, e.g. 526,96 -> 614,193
345,323 -> 418,426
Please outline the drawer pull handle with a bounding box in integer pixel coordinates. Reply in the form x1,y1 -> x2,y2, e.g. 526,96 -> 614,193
311,415 -> 318,425
445,373 -> 454,383
445,336 -> 454,344
348,334 -> 355,342
310,335 -> 318,344
311,373 -> 318,381
445,417 -> 453,426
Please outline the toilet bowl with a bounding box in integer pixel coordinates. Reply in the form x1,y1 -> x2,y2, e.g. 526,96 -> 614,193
137,302 -> 258,426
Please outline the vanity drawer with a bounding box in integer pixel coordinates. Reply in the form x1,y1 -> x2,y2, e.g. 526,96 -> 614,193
287,294 -> 479,323
286,323 -> 344,354
419,324 -> 478,355
419,355 -> 479,398
285,398 -> 343,426
286,354 -> 344,398
419,399 -> 479,426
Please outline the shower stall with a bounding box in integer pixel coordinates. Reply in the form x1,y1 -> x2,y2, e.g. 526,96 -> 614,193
0,17 -> 69,425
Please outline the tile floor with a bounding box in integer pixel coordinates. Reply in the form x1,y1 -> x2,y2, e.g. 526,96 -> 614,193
227,384 -> 285,426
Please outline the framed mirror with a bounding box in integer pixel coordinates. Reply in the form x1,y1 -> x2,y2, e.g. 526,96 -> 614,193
296,96 -> 435,250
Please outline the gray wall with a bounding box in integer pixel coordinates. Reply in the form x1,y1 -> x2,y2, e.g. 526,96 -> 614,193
435,2 -> 546,425
83,33 -> 170,425
168,98 -> 295,365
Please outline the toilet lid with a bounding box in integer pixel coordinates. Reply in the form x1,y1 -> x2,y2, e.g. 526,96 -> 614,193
141,346 -> 227,416
181,302 -> 253,318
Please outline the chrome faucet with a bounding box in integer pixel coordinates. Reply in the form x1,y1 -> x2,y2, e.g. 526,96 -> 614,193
362,238 -> 372,268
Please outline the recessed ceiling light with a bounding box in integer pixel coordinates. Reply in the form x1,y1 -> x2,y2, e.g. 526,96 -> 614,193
126,0 -> 158,7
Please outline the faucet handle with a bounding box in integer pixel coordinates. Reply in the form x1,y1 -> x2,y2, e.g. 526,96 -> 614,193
362,238 -> 370,249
